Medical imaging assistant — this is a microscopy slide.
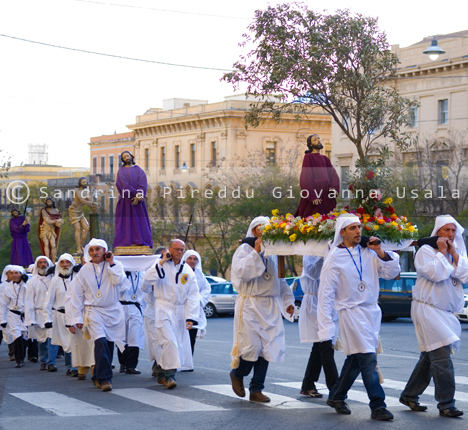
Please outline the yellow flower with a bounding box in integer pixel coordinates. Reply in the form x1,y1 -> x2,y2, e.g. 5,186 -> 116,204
271,209 -> 279,217
285,213 -> 292,219
384,198 -> 393,205
408,225 -> 415,233
332,212 -> 339,217
289,234 -> 297,242
340,209 -> 348,214
264,224 -> 272,231
373,225 -> 380,230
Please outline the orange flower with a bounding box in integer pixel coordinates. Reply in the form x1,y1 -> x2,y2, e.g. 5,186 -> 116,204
390,214 -> 398,220
377,218 -> 385,225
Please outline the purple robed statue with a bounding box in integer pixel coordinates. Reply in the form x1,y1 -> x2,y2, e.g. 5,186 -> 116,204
294,134 -> 340,218
9,208 -> 34,266
113,151 -> 153,248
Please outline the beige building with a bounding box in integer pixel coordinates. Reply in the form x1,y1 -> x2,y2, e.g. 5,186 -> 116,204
123,95 -> 332,200
332,30 -> 468,188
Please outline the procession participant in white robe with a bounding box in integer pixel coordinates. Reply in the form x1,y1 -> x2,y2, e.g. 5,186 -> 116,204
0,266 -> 28,367
1,265 -> 14,357
229,216 -> 295,403
299,255 -> 339,398
142,246 -> 167,384
143,239 -> 200,389
25,255 -> 59,372
400,215 -> 468,418
67,238 -> 126,392
318,214 -> 400,421
117,270 -> 146,375
182,250 -> 211,357
44,253 -> 77,375
64,259 -> 95,380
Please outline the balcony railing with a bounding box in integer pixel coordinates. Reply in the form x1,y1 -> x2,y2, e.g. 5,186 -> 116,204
89,173 -> 115,183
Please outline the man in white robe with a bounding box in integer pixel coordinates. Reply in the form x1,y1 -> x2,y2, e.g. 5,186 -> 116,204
299,255 -> 338,398
142,246 -> 167,384
229,216 -> 295,403
0,266 -> 28,367
1,265 -> 14,359
318,214 -> 400,421
44,253 -> 77,375
67,238 -> 126,392
400,215 -> 468,418
143,239 -> 200,389
117,270 -> 146,374
25,255 -> 59,371
182,250 -> 211,357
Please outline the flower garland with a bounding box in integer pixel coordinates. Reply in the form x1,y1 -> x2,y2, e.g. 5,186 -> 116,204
262,203 -> 417,244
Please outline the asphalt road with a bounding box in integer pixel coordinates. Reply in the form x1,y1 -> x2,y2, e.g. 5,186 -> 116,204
1,316 -> 468,430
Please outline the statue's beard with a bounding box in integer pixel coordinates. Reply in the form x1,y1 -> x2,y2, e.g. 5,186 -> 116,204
311,143 -> 323,150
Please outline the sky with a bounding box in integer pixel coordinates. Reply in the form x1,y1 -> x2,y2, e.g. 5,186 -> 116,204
1,0 -> 467,169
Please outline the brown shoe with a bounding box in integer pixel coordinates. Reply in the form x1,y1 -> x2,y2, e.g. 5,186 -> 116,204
92,379 -> 101,389
165,377 -> 177,389
100,382 -> 112,392
156,377 -> 166,386
77,374 -> 87,380
250,391 -> 271,403
230,371 -> 245,398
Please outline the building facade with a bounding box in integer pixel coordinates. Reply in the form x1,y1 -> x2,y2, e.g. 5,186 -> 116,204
331,30 -> 468,190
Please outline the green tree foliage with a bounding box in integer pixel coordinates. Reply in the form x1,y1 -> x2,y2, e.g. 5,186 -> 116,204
223,2 -> 418,165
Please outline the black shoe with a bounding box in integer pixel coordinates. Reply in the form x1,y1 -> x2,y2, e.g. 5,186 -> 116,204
327,399 -> 351,415
439,407 -> 464,418
371,408 -> 394,421
40,363 -> 47,371
66,369 -> 73,376
120,365 -> 126,373
70,369 -> 79,377
126,368 -> 141,375
30,357 -> 38,363
15,362 -> 22,368
399,397 -> 427,411
48,364 -> 58,372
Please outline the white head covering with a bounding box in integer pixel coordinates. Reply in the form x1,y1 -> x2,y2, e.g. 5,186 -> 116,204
84,238 -> 108,263
246,216 -> 270,238
324,214 -> 361,262
32,255 -> 54,276
182,250 -> 205,289
2,265 -> 26,282
431,215 -> 466,257
1,265 -> 13,283
54,253 -> 76,278
27,264 -> 35,274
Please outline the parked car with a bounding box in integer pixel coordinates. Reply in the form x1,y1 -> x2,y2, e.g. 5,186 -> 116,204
455,293 -> 468,323
204,282 -> 237,318
205,275 -> 228,284
378,272 -> 416,321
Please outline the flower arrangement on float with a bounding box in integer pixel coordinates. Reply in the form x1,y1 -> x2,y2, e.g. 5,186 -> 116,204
262,201 -> 417,245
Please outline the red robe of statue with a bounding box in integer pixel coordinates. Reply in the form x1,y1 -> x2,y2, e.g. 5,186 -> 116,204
294,153 -> 340,218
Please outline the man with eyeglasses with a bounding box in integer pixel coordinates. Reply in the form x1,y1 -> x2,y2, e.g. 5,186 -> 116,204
143,239 -> 199,389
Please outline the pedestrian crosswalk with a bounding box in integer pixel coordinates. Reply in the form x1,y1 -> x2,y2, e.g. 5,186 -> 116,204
8,377 -> 468,417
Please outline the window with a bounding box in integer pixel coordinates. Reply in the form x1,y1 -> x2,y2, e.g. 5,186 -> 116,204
109,155 -> 114,174
175,145 -> 180,168
161,147 -> 166,169
438,99 -> 448,124
118,154 -> 122,167
409,106 -> 418,128
92,157 -> 97,175
145,148 -> 149,171
211,141 -> 217,166
266,141 -> 276,166
341,166 -> 350,197
100,156 -> 105,174
191,144 -> 196,168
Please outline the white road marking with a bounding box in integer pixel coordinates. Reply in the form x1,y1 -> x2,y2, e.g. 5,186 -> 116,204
10,392 -> 118,417
112,388 -> 226,412
192,384 -> 326,409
